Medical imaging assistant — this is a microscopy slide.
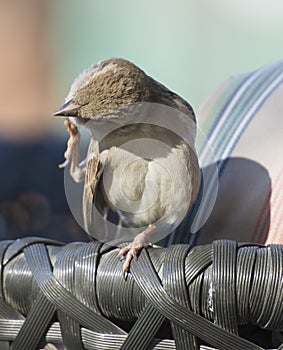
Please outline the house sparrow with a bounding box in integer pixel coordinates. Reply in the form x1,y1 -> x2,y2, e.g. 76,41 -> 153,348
54,58 -> 200,277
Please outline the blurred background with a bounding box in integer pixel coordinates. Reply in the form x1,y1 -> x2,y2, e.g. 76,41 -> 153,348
0,0 -> 283,241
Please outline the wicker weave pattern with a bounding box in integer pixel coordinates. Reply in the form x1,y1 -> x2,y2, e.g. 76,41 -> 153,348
0,237 -> 282,350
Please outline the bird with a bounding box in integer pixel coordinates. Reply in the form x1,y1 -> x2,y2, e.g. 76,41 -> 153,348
54,58 -> 201,278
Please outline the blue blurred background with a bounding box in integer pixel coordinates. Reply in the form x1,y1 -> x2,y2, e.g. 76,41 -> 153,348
0,0 -> 283,241
51,0 -> 283,109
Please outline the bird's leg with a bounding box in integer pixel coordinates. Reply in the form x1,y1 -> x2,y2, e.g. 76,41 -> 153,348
117,224 -> 156,279
59,118 -> 85,183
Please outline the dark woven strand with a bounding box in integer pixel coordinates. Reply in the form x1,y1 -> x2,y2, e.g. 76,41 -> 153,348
163,244 -> 198,349
0,238 -> 282,349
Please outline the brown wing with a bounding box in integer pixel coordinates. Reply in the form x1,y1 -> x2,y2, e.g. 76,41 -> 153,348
82,138 -> 106,237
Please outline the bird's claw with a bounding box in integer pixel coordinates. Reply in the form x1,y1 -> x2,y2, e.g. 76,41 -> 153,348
64,118 -> 79,136
117,245 -> 141,280
117,225 -> 156,280
59,118 -> 81,172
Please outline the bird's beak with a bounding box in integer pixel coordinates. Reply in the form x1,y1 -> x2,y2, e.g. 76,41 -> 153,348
53,99 -> 80,117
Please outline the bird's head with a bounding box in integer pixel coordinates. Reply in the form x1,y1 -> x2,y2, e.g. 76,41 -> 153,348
53,58 -> 151,124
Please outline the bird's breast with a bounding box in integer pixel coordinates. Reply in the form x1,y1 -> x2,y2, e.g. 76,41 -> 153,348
99,142 -> 194,227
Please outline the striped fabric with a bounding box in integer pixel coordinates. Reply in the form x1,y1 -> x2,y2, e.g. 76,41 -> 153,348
170,60 -> 283,246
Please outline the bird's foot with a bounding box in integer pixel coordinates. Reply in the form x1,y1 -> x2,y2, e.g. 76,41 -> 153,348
59,119 -> 80,168
117,224 -> 155,279
64,118 -> 79,137
117,245 -> 143,280
59,119 -> 86,182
